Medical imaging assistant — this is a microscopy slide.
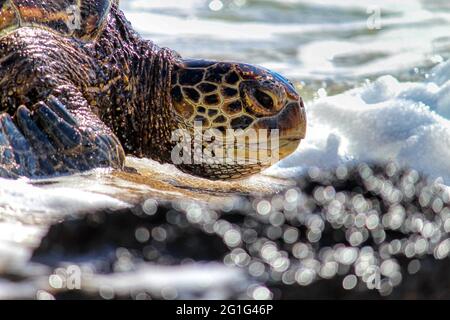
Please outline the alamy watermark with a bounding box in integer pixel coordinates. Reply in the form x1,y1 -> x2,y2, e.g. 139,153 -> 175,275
364,266 -> 381,290
49,265 -> 82,290
367,5 -> 382,30
171,123 -> 281,166
66,5 -> 82,32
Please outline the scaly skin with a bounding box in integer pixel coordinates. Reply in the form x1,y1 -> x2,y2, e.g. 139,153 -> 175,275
0,4 -> 176,177
0,2 -> 306,180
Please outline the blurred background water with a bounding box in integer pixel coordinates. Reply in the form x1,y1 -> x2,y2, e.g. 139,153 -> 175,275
120,0 -> 450,97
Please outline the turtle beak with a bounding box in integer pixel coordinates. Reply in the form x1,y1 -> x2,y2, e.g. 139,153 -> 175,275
252,98 -> 307,163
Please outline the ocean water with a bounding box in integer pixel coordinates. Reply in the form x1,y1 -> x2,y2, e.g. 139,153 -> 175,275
2,0 -> 450,299
121,0 -> 450,87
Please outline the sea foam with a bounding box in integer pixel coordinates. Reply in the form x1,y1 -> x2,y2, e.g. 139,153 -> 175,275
268,60 -> 450,183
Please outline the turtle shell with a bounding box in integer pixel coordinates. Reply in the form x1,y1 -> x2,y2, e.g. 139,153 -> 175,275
0,0 -> 116,41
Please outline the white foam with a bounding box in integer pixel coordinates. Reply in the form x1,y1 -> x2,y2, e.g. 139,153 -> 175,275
0,177 -> 129,218
88,263 -> 248,300
267,67 -> 450,183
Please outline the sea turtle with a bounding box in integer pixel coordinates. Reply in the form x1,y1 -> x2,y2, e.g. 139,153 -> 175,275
0,0 -> 306,180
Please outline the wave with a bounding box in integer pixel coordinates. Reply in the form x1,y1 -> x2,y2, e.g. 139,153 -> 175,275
268,59 -> 450,183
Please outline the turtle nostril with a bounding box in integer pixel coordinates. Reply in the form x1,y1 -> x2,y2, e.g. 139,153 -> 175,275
254,89 -> 274,110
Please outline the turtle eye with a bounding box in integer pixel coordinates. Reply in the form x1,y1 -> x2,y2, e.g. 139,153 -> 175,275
254,89 -> 274,111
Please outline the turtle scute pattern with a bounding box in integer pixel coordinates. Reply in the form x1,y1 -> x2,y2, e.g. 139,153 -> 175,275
0,0 -> 113,40
171,59 -> 301,137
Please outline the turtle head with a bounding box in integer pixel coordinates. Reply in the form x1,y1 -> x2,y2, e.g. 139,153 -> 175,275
169,59 -> 306,180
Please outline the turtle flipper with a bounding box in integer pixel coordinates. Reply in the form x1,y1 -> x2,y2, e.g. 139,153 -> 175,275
35,101 -> 83,151
0,113 -> 39,178
32,95 -> 124,177
0,95 -> 125,179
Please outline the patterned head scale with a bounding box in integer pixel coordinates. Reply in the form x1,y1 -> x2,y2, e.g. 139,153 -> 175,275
170,59 -> 307,180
